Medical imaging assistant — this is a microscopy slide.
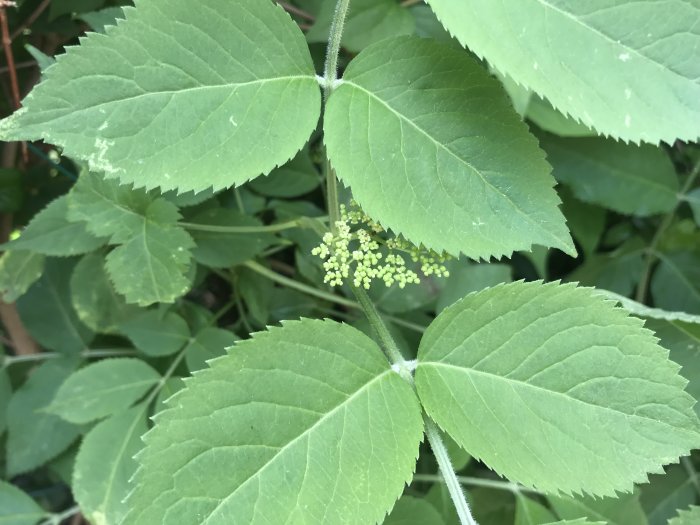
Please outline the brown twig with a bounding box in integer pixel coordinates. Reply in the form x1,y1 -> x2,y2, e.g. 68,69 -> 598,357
0,3 -> 28,162
0,142 -> 39,356
10,0 -> 50,41
277,1 -> 315,21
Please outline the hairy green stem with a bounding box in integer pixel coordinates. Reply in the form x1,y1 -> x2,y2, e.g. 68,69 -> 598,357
424,418 -> 480,525
322,0 -> 350,229
635,160 -> 700,302
40,505 -> 79,525
350,283 -> 405,365
180,219 -> 303,234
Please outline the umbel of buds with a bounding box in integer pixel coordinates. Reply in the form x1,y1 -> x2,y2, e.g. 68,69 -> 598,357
312,201 -> 451,289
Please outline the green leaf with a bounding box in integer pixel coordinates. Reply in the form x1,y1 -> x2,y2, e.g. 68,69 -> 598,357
184,327 -> 238,373
543,521 -> 604,525
325,36 -> 574,259
384,495 -> 447,525
70,252 -> 140,332
0,480 -> 47,525
50,0 -> 104,20
549,492 -> 647,525
515,493 -> 557,525
73,405 -> 148,525
652,252 -> 700,315
646,320 -> 700,418
0,0 -> 321,193
541,135 -> 679,217
641,464 -> 698,525
24,44 -> 55,72
17,258 -> 94,353
249,148 -> 320,198
120,310 -> 190,357
526,96 -> 595,138
2,196 -> 106,256
188,208 -> 275,268
424,0 -> 700,143
78,7 -> 125,33
669,506 -> 700,524
415,281 -> 700,496
47,358 -> 160,424
307,0 -> 415,53
599,291 -> 700,325
0,368 -> 11,436
123,319 -> 423,525
105,200 -> 195,306
67,173 -> 153,242
0,250 -> 45,302
7,358 -> 81,476
559,188 -> 606,257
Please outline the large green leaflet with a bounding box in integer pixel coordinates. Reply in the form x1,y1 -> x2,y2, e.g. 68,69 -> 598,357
325,37 -> 574,259
124,319 -> 423,525
73,405 -> 148,525
414,281 -> 700,496
425,0 -> 700,144
0,250 -> 44,302
548,492 -> 647,525
0,0 -> 321,193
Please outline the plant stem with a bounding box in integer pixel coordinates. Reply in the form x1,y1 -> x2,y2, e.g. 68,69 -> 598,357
412,474 -> 537,494
635,161 -> 700,302
322,0 -> 350,229
350,283 -> 405,364
243,260 -> 358,309
424,418 -> 480,525
40,505 -> 79,525
3,349 -> 136,368
179,219 -> 302,234
682,456 -> 700,498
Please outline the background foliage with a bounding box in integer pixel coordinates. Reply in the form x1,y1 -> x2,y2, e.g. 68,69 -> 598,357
0,1 -> 700,524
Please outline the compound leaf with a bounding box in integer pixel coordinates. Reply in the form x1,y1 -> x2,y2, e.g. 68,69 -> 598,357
0,0 -> 321,193
425,0 -> 700,143
73,405 -> 148,525
47,358 -> 160,424
415,281 -> 700,496
123,319 -> 423,525
325,36 -> 573,259
0,480 -> 47,525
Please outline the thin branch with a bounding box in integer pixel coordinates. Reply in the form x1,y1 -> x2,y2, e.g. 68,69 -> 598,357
1,3 -> 28,161
0,58 -> 35,75
10,0 -> 50,40
400,0 -> 423,6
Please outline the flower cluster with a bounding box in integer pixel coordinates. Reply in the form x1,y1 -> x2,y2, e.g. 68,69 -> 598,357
311,202 -> 451,289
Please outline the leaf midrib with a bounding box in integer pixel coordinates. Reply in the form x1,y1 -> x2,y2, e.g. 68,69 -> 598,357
421,361 -> 695,430
201,369 -> 393,524
341,80 -> 570,250
33,75 -> 315,123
